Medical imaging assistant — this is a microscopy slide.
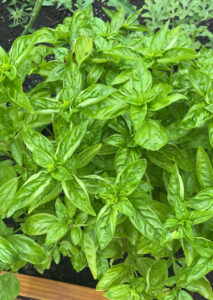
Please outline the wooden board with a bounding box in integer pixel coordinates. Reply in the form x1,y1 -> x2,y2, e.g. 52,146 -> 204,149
12,273 -> 105,300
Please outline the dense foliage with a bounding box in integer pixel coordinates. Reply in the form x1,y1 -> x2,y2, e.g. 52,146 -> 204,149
1,5 -> 213,300
142,0 -> 213,48
2,0 -> 213,50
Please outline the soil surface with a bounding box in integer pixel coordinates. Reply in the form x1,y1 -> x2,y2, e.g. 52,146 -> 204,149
20,257 -> 97,288
0,0 -> 145,51
16,296 -> 39,300
0,1 -> 213,300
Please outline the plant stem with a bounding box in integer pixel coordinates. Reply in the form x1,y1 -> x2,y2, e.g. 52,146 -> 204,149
170,66 -> 173,85
13,106 -> 18,128
195,16 -> 213,26
13,227 -> 22,234
22,0 -> 44,35
1,150 -> 13,159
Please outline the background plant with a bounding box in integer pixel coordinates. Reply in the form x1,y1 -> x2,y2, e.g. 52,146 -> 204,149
1,0 -> 34,27
43,0 -> 137,12
44,0 -> 95,11
1,0 -> 213,49
142,0 -> 213,48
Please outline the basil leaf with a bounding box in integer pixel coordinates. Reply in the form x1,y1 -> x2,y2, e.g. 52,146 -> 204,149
118,159 -> 147,195
183,277 -> 213,300
70,227 -> 82,246
0,177 -> 18,215
55,198 -> 68,221
99,180 -> 115,201
209,121 -> 213,148
130,104 -> 147,130
22,213 -> 58,235
7,235 -> 47,264
71,249 -> 87,273
96,263 -> 130,290
189,211 -> 213,225
187,257 -> 212,283
150,21 -> 169,51
189,68 -> 210,97
75,36 -> 93,66
10,137 -> 23,166
187,188 -> 213,211
158,48 -> 197,64
22,126 -> 55,168
75,143 -> 102,169
196,146 -> 213,188
167,165 -> 188,219
146,260 -> 168,290
117,198 -> 136,217
177,290 -> 193,300
168,165 -> 184,207
83,233 -> 97,279
8,172 -> 61,216
0,273 -> 20,300
104,284 -> 132,300
130,199 -> 162,241
135,119 -> 168,151
62,176 -> 96,216
150,93 -> 187,111
46,222 -> 68,245
56,121 -> 88,162
190,237 -> 213,258
96,205 -> 118,250
110,7 -> 125,33
181,239 -> 195,267
0,237 -> 18,264
77,84 -> 116,107
181,104 -> 211,129
146,151 -> 174,173
115,147 -> 141,174
83,97 -> 128,120
87,64 -> 104,86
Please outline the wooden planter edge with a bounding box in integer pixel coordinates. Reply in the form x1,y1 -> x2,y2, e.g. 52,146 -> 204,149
3,272 -> 105,300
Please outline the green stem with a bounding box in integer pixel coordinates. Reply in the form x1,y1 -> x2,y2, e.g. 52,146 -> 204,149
195,16 -> 213,26
170,65 -> 173,85
13,106 -> 18,128
73,224 -> 89,227
22,0 -> 44,35
1,150 -> 13,159
45,127 -> 54,137
13,227 -> 22,234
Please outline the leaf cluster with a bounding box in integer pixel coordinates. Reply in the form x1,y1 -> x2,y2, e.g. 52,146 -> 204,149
1,0 -> 34,27
43,0 -> 94,11
2,0 -> 213,50
142,0 -> 213,48
1,5 -> 213,300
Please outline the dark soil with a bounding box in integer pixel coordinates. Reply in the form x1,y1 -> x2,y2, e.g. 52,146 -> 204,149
0,3 -> 70,51
17,298 -> 37,300
0,1 -> 213,300
20,257 -> 97,288
0,0 -> 144,51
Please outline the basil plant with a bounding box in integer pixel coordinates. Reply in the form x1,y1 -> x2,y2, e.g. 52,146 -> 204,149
0,5 -> 213,300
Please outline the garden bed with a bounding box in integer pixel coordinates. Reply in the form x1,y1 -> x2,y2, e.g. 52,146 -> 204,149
12,272 -> 104,300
